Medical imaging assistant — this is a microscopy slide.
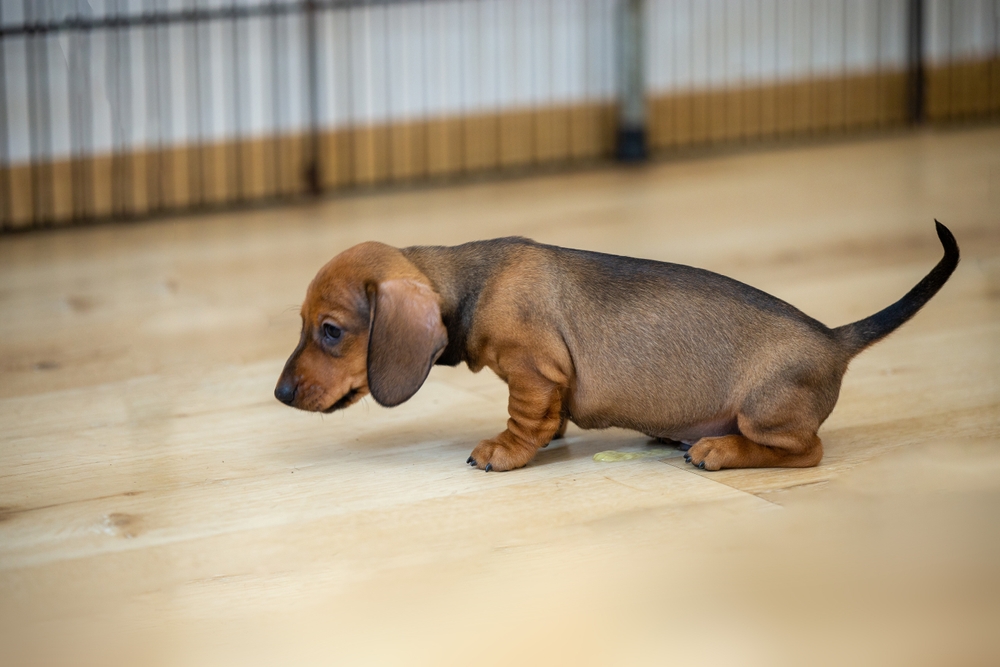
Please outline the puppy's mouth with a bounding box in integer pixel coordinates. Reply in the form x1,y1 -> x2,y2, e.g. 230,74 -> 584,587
323,387 -> 361,413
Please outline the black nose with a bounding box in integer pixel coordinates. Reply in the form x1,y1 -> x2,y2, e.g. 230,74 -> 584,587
274,379 -> 297,406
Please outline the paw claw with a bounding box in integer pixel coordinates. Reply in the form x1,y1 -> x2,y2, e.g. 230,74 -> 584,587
698,462 -> 705,469
485,463 -> 493,472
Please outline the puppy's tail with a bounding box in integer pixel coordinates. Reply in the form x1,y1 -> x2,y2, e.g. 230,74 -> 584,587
833,221 -> 959,356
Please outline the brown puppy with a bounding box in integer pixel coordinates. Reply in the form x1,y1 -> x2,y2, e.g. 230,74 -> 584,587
275,222 -> 958,472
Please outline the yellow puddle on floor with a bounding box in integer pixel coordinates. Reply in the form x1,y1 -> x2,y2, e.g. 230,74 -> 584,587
592,448 -> 677,462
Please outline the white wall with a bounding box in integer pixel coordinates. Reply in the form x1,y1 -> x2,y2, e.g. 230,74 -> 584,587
925,0 -> 1000,66
2,0 -> 997,166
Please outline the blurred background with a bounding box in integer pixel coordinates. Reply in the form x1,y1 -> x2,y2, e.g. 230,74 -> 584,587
1,0 -> 998,229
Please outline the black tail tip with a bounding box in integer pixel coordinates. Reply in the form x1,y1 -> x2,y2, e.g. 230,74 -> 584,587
933,220 -> 960,260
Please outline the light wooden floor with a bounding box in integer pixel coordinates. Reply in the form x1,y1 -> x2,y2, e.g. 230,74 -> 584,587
2,127 -> 999,666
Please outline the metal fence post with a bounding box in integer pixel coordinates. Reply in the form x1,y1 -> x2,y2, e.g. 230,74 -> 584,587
617,0 -> 646,161
907,0 -> 925,124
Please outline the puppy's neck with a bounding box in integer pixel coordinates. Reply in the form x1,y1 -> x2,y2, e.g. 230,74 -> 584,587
402,239 -> 529,368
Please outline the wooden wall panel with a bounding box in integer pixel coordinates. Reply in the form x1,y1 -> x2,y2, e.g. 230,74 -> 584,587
463,114 -> 499,173
992,58 -> 1000,114
644,68 -> 913,152
601,104 -> 618,155
27,163 -> 53,223
535,106 -> 571,164
775,82 -> 797,135
158,149 -> 180,211
667,96 -> 682,149
742,87 -> 762,140
829,77 -> 848,132
707,90 -> 728,143
110,153 -> 129,217
500,109 -> 534,167
951,62 -> 972,117
143,150 -> 163,212
878,71 -> 908,126
277,134 -> 310,196
0,171 -> 8,227
572,104 -> 604,159
51,160 -> 74,222
566,103 -> 615,159
69,159 -> 91,220
660,96 -> 677,148
427,118 -> 463,177
793,81 -> 812,135
674,93 -> 694,147
759,82 -> 778,139
6,165 -> 33,228
925,58 -> 1000,122
238,140 -> 261,202
811,78 -> 831,134
91,155 -> 113,219
646,97 -> 669,149
967,61 -> 992,117
846,73 -> 879,129
352,126 -> 390,186
200,142 -> 238,206
690,92 -> 709,144
568,105 -> 597,158
123,152 -> 150,216
926,66 -> 952,121
318,129 -> 354,190
389,121 -> 428,182
723,89 -> 743,142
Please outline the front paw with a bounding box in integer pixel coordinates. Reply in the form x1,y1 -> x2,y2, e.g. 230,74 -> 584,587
467,434 -> 537,472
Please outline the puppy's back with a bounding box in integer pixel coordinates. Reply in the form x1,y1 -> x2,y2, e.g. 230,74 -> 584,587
542,244 -> 844,430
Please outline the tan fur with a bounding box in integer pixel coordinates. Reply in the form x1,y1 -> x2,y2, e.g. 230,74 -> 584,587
276,226 -> 958,472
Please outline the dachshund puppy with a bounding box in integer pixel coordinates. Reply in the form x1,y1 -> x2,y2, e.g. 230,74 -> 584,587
275,222 -> 958,472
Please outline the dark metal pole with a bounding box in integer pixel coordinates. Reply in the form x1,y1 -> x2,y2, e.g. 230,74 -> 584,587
306,0 -> 321,195
0,0 -> 9,226
907,0 -> 925,124
617,0 -> 646,161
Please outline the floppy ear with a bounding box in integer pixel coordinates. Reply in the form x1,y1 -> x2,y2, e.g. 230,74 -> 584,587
367,279 -> 448,407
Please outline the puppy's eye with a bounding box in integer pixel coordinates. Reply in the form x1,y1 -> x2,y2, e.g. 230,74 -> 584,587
322,322 -> 342,342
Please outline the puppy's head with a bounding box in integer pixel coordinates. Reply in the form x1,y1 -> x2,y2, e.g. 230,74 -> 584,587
274,242 -> 447,413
